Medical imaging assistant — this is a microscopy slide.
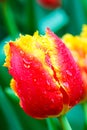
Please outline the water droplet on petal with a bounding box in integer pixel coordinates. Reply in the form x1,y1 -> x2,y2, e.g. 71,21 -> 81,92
66,70 -> 72,76
50,99 -> 55,108
62,82 -> 69,88
23,58 -> 31,68
23,58 -> 30,64
24,64 -> 30,68
43,91 -> 47,95
46,80 -> 50,86
34,79 -> 37,82
20,50 -> 24,55
51,98 -> 54,103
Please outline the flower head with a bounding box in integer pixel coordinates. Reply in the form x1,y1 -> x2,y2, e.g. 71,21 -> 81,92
37,0 -> 61,9
62,25 -> 87,101
4,28 -> 84,118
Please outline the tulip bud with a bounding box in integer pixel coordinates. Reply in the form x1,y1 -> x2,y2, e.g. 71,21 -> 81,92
37,0 -> 61,9
4,28 -> 84,118
62,24 -> 87,101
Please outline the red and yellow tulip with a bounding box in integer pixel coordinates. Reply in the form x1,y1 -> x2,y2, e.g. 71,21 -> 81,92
4,28 -> 84,118
37,0 -> 61,9
63,25 -> 87,101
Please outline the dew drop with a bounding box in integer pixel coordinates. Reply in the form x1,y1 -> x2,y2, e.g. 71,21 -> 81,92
51,98 -> 54,103
24,64 -> 30,68
23,58 -> 31,68
66,70 -> 72,76
34,78 -> 37,82
20,50 -> 24,55
62,82 -> 69,88
23,58 -> 30,64
46,80 -> 50,86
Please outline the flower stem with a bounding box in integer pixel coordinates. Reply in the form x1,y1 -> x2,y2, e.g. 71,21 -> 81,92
58,115 -> 72,130
82,102 -> 87,129
46,118 -> 57,130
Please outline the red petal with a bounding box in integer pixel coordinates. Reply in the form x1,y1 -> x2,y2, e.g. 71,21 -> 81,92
46,28 -> 84,107
9,43 -> 63,118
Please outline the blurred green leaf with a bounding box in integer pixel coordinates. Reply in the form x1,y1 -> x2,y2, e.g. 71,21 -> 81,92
0,37 -> 12,87
1,2 -> 19,39
66,104 -> 84,130
62,0 -> 87,34
38,8 -> 69,34
0,87 -> 22,130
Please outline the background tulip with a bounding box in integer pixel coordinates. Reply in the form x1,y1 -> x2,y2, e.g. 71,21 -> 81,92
37,0 -> 61,9
62,25 -> 87,101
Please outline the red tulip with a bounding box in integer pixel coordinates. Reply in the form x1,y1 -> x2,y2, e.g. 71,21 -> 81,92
37,0 -> 61,9
4,28 -> 84,119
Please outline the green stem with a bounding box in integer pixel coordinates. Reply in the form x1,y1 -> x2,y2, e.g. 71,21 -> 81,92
82,102 -> 87,129
58,115 -> 72,130
46,118 -> 57,130
1,2 -> 19,39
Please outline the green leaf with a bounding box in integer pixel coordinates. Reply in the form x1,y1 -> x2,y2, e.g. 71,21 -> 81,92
0,37 -> 12,87
66,104 -> 84,130
0,87 -> 22,130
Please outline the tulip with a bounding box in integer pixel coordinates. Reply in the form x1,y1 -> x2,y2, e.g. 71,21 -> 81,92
62,24 -> 87,101
37,0 -> 61,9
4,28 -> 84,119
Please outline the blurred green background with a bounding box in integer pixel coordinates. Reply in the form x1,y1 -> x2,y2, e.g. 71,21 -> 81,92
0,0 -> 87,130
